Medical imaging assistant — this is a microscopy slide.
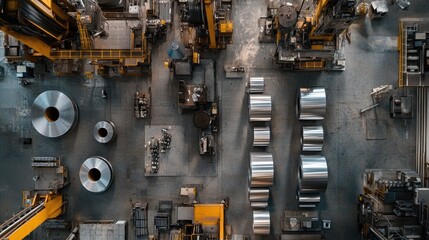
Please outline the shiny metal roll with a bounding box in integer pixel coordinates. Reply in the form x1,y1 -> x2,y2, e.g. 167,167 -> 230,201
253,126 -> 270,147
297,87 -> 326,120
297,190 -> 321,204
31,90 -> 78,138
250,201 -> 269,209
79,156 -> 113,193
299,155 -> 328,193
93,121 -> 117,143
249,188 -> 270,202
249,95 -> 272,122
301,126 -> 324,152
249,77 -> 264,94
253,210 -> 270,235
249,152 -> 274,187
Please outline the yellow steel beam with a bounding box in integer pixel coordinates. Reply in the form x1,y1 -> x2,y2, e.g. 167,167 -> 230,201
309,0 -> 335,41
204,0 -> 217,49
194,204 -> 224,240
50,49 -> 149,61
6,195 -> 63,240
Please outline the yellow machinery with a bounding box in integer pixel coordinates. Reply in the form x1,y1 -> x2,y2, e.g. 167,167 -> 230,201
181,204 -> 226,240
0,193 -> 63,240
259,0 -> 357,70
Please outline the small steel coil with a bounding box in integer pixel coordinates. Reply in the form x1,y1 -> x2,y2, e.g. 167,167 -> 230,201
249,95 -> 272,122
297,87 -> 326,120
93,121 -> 117,144
79,156 -> 113,193
250,201 -> 269,209
297,189 -> 321,208
301,126 -> 324,152
248,77 -> 265,94
249,188 -> 270,202
253,126 -> 270,147
253,210 -> 270,235
298,155 -> 328,193
249,152 -> 274,187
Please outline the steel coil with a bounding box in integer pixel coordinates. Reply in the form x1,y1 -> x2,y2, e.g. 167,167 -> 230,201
297,87 -> 326,120
249,77 -> 265,94
79,156 -> 113,193
251,201 -> 269,209
31,90 -> 78,138
93,121 -> 117,143
249,95 -> 272,122
299,155 -> 328,193
253,210 -> 270,235
249,188 -> 270,202
297,189 -> 321,204
249,152 -> 274,187
253,126 -> 271,147
301,126 -> 324,152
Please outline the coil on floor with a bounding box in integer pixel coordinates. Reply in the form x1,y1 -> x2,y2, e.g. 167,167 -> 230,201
249,95 -> 272,122
297,87 -> 326,120
253,126 -> 271,147
248,77 -> 265,94
249,188 -> 270,202
250,201 -> 269,209
301,126 -> 324,152
297,189 -> 321,208
31,90 -> 78,138
79,156 -> 113,193
249,152 -> 274,187
253,210 -> 270,235
298,155 -> 328,193
94,121 -> 117,144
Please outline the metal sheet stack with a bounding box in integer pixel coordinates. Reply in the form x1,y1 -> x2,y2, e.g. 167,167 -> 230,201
296,87 -> 328,208
247,77 -> 272,235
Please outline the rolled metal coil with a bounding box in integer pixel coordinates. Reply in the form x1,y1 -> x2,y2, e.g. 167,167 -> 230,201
93,121 -> 117,143
32,90 -> 78,138
250,201 -> 269,209
253,126 -> 271,147
253,210 -> 270,235
297,189 -> 321,206
249,152 -> 274,187
297,87 -> 326,120
249,77 -> 265,94
301,126 -> 324,152
79,156 -> 113,193
249,95 -> 272,122
249,188 -> 270,202
299,155 -> 328,193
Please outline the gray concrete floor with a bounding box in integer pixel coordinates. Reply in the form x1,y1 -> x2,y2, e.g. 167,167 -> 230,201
1,0 -> 429,239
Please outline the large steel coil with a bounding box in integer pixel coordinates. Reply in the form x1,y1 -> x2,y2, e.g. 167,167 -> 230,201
249,188 -> 270,202
299,155 -> 328,193
297,87 -> 326,120
248,77 -> 265,94
94,121 -> 117,144
31,90 -> 78,138
79,156 -> 113,193
253,126 -> 271,147
249,152 -> 274,187
253,210 -> 270,235
301,126 -> 324,152
249,95 -> 272,122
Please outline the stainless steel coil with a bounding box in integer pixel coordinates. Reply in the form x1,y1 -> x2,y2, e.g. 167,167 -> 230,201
93,121 -> 117,143
249,95 -> 272,122
299,155 -> 328,193
253,210 -> 270,235
297,87 -> 326,120
249,188 -> 270,202
301,126 -> 324,152
249,77 -> 265,94
253,126 -> 271,147
297,190 -> 321,204
79,156 -> 113,193
251,201 -> 269,209
249,152 -> 274,187
31,90 -> 78,138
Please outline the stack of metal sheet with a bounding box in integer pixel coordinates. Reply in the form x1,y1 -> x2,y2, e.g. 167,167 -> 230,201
253,210 -> 270,235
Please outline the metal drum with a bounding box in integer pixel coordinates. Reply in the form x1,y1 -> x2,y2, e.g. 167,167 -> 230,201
297,87 -> 326,120
79,156 -> 113,193
93,121 -> 117,143
301,126 -> 324,152
253,126 -> 271,147
299,155 -> 328,193
253,210 -> 270,235
31,90 -> 78,138
248,77 -> 265,94
249,95 -> 272,122
249,152 -> 274,187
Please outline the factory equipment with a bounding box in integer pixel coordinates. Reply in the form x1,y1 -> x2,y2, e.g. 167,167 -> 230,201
357,169 -> 429,239
145,127 -> 173,174
280,211 -> 325,239
389,95 -> 413,119
131,201 -> 148,237
134,91 -> 150,119
259,0 -> 357,70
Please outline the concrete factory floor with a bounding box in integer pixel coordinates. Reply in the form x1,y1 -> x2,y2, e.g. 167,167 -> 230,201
1,0 -> 429,239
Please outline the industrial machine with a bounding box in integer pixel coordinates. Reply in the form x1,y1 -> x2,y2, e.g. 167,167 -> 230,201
357,169 -> 429,239
0,157 -> 67,240
259,0 -> 356,71
0,0 -> 168,75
